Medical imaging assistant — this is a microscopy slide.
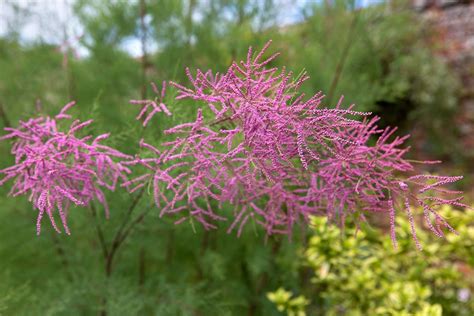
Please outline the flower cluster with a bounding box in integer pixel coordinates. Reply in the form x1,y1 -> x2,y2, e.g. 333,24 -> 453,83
130,81 -> 171,127
0,102 -> 131,235
127,41 -> 467,248
0,41 -> 467,247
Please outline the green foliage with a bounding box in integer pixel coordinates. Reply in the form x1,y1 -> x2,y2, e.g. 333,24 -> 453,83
0,189 -> 304,315
0,273 -> 30,316
269,206 -> 474,315
267,287 -> 310,316
0,39 -> 67,116
278,2 -> 459,156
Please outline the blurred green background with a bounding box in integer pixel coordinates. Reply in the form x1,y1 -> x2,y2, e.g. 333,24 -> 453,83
0,0 -> 472,315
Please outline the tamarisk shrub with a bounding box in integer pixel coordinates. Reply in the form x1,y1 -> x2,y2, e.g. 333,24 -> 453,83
0,102 -> 131,235
125,41 -> 468,249
0,41 -> 468,250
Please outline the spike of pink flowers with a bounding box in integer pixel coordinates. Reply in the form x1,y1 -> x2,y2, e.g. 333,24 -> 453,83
1,103 -> 131,234
55,101 -> 76,120
123,41 -> 466,248
130,82 -> 171,126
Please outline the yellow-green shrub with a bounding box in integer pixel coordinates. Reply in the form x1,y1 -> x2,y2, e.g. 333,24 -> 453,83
268,206 -> 473,315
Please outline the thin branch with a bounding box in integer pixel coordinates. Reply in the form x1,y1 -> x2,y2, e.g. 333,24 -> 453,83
139,0 -> 148,100
50,231 -> 72,281
114,187 -> 145,243
209,115 -> 233,126
138,0 -> 149,289
104,188 -> 146,276
116,204 -> 152,247
326,10 -> 360,106
138,247 -> 146,287
0,102 -> 11,128
90,203 -> 109,259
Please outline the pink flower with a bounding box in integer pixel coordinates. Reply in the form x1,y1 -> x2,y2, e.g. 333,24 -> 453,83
0,102 -> 131,235
130,81 -> 171,127
127,41 -> 467,247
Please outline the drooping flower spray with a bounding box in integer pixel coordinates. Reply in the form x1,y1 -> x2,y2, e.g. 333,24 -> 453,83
0,102 -> 131,234
0,41 -> 468,250
126,41 -> 467,249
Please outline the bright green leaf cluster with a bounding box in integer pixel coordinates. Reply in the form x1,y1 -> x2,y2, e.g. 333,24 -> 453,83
267,287 -> 310,316
269,205 -> 473,315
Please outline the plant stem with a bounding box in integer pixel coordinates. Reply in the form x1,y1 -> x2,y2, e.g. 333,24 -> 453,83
138,247 -> 146,287
95,188 -> 147,316
91,203 -> 109,259
104,188 -> 145,276
51,231 -> 73,281
0,102 -> 11,128
326,11 -> 360,106
139,0 -> 149,100
138,1 -> 149,288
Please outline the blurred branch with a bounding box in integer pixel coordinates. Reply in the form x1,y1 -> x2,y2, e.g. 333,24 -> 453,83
50,231 -> 73,282
105,187 -> 145,277
0,102 -> 11,128
326,11 -> 360,106
139,0 -> 148,100
138,247 -> 146,287
90,203 -> 109,259
97,188 -> 146,316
